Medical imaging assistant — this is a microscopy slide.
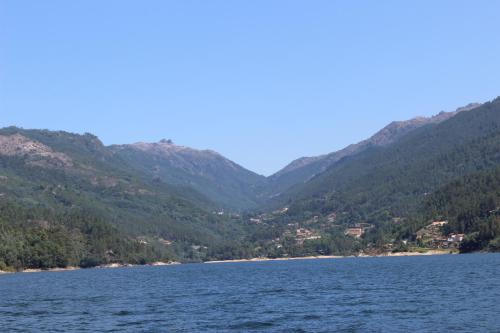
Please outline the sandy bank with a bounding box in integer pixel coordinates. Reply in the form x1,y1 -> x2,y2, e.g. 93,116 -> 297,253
0,252 -> 454,274
204,255 -> 347,264
88,261 -> 180,269
204,250 -> 454,264
19,266 -> 80,273
149,261 -> 181,266
380,250 -> 454,257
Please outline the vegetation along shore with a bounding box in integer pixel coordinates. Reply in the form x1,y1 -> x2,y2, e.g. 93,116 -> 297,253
1,98 -> 499,272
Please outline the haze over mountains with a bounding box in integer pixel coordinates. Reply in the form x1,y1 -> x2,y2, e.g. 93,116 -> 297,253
1,98 -> 499,270
109,140 -> 266,210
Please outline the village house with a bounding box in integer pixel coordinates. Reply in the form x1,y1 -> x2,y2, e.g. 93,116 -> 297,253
296,228 -> 313,238
415,220 -> 464,249
431,233 -> 465,249
158,238 -> 172,246
447,233 -> 465,242
273,207 -> 289,215
136,236 -> 148,245
345,227 -> 363,238
295,228 -> 321,244
431,237 -> 449,248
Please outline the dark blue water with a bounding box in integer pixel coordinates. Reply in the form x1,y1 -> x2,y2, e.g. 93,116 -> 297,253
1,254 -> 499,332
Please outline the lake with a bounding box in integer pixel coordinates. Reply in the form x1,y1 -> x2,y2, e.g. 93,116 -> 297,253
1,254 -> 499,332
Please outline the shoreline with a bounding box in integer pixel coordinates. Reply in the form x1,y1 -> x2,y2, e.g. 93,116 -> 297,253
204,255 -> 346,264
0,250 -> 455,274
0,261 -> 180,275
204,250 -> 454,264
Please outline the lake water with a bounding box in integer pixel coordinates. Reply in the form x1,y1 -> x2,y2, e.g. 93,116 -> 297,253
1,254 -> 499,332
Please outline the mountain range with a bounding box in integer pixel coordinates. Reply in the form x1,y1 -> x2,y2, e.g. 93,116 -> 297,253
1,98 -> 499,270
264,102 -> 481,198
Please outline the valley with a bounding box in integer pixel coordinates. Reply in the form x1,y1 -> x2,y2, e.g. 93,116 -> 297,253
1,98 -> 499,271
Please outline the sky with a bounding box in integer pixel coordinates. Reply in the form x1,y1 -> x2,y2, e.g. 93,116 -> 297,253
1,1 -> 500,175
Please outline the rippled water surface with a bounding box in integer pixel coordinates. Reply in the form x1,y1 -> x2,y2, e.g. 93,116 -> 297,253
1,253 -> 500,332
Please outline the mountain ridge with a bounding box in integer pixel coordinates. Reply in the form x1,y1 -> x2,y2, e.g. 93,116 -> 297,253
0,102 -> 482,211
109,140 -> 266,211
265,102 -> 481,197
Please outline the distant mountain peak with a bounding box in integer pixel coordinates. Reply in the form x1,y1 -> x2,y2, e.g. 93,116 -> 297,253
124,141 -> 222,160
109,140 -> 266,210
373,102 -> 481,146
456,102 -> 482,113
267,101 -> 482,196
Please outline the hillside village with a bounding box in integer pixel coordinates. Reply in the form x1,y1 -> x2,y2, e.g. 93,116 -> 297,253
246,206 -> 467,254
415,221 -> 464,249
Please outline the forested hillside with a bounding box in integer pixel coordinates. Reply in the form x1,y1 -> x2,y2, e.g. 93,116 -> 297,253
110,141 -> 266,211
250,97 -> 499,254
279,98 -> 500,222
264,103 -> 480,198
0,200 -> 172,271
424,167 -> 500,252
0,128 -> 252,270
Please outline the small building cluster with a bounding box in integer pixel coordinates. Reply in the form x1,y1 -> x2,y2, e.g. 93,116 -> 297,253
416,221 -> 464,249
344,223 -> 373,238
295,228 -> 321,244
249,217 -> 262,224
345,227 -> 363,238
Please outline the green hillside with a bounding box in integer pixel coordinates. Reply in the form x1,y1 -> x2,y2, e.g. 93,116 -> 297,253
280,97 -> 500,224
0,128 -> 251,270
241,97 -> 500,256
110,141 -> 266,211
424,167 -> 500,252
1,97 -> 499,270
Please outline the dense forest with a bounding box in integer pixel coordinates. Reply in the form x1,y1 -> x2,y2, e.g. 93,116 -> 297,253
424,167 -> 500,252
0,129 -> 253,270
0,200 -> 173,271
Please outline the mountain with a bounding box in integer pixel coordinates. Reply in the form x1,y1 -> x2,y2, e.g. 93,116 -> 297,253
109,140 -> 266,211
0,127 -> 251,270
265,103 -> 481,197
274,98 -> 500,239
1,99 -> 498,271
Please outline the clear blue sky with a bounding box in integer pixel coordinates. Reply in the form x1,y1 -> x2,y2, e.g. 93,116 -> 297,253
1,1 -> 500,175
